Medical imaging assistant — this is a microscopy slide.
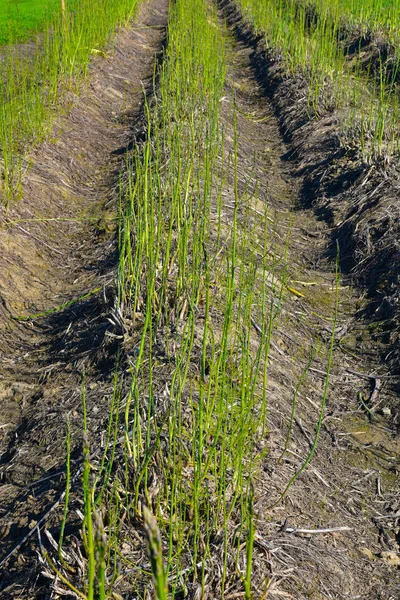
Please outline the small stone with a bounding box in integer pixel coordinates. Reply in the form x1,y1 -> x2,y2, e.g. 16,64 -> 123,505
382,406 -> 391,417
121,542 -> 131,554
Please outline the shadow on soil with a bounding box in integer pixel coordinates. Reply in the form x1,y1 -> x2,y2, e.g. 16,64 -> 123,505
218,0 -> 400,391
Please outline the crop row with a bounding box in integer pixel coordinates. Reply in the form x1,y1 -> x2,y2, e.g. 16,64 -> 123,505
237,0 -> 400,159
300,0 -> 400,42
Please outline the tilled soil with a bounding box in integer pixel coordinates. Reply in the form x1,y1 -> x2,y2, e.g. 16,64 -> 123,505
220,0 -> 400,394
0,0 -> 399,598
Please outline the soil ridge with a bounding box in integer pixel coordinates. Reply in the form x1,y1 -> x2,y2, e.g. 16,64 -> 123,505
219,0 -> 400,396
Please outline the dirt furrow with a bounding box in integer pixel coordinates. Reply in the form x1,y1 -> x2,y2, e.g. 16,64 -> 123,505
219,0 -> 400,396
215,3 -> 400,598
0,0 -> 168,595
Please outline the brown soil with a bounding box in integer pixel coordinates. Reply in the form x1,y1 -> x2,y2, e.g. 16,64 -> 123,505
0,0 -> 168,595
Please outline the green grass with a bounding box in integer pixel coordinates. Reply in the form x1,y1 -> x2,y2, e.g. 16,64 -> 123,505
0,0 -> 76,45
0,0 -> 141,204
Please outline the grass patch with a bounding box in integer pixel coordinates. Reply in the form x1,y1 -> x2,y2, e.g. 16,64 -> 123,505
0,0 -> 77,45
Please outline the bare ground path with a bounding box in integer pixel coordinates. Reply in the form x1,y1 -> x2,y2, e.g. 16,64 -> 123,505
0,0 -> 168,595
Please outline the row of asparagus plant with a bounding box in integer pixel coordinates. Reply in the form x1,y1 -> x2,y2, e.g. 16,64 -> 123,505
53,0 -> 338,597
301,0 -> 400,41
117,0 -> 262,594
237,0 -> 400,159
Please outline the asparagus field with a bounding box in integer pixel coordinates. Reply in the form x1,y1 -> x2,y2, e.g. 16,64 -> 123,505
0,1 -> 399,599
